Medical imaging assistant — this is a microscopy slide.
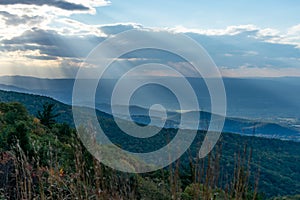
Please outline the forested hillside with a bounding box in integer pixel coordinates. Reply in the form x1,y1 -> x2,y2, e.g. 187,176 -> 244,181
0,90 -> 299,199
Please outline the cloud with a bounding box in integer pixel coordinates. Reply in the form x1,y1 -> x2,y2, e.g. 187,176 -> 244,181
0,0 -> 111,78
0,1 -> 298,78
287,24 -> 300,35
256,28 -> 280,37
0,49 -> 82,78
182,28 -> 300,71
53,18 -> 106,37
1,28 -> 105,58
127,24 -> 300,77
26,55 -> 58,60
221,65 -> 300,77
171,24 -> 300,49
0,0 -> 110,42
272,24 -> 300,48
0,0 -> 89,11
1,8 -> 300,79
168,24 -> 258,36
99,23 -> 143,35
0,0 -> 110,18
0,11 -> 45,26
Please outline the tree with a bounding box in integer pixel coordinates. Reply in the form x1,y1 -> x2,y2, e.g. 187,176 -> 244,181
37,103 -> 60,127
7,121 -> 33,157
0,102 -> 28,124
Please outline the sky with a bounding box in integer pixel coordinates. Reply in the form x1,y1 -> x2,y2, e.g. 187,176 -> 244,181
76,0 -> 300,30
0,0 -> 300,78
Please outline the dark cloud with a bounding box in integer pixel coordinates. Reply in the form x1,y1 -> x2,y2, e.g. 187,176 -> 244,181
1,25 -> 300,70
98,26 -> 300,69
2,28 -> 106,58
3,28 -> 65,46
0,0 -> 89,11
99,24 -> 141,35
26,55 -> 58,60
186,31 -> 300,68
0,11 -> 44,26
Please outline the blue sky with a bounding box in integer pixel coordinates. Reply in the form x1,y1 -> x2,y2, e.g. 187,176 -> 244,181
0,0 -> 299,78
73,0 -> 300,31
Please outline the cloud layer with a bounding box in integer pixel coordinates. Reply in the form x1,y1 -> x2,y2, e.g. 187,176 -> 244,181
0,0 -> 89,11
0,0 -> 299,78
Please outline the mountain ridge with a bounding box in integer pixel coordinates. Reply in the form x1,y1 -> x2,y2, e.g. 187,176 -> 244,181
0,89 -> 299,197
0,88 -> 299,141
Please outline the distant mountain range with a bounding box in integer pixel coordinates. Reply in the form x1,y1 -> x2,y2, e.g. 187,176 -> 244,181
0,75 -> 299,121
0,75 -> 299,140
0,87 -> 299,141
97,103 -> 300,141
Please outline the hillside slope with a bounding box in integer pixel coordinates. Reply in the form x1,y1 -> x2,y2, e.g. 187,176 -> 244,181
0,90 -> 299,197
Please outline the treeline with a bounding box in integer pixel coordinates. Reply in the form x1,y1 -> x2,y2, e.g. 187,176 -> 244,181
0,101 -> 299,199
0,102 -> 261,199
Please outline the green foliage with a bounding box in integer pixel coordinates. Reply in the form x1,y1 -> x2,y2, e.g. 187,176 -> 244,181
270,194 -> 300,200
0,102 -> 28,124
37,103 -> 60,127
182,183 -> 226,200
7,122 -> 33,156
0,90 -> 74,125
137,176 -> 170,200
0,102 -> 32,156
0,91 -> 299,199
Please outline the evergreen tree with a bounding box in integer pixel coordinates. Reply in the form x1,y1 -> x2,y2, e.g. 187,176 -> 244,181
37,103 -> 60,127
